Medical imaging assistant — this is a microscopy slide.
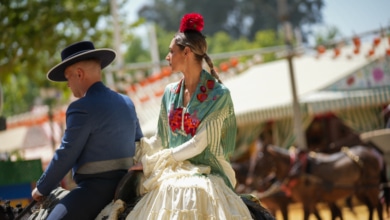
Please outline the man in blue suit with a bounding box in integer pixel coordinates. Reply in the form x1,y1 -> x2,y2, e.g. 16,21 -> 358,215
31,41 -> 143,219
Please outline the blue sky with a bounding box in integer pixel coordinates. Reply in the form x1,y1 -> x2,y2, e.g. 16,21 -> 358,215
125,1 -> 390,46
318,1 -> 390,37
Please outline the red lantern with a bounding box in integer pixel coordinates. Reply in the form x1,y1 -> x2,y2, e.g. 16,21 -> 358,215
333,48 -> 341,57
386,49 -> 390,56
161,66 -> 171,77
139,95 -> 150,103
230,57 -> 239,67
139,79 -> 148,87
219,62 -> 229,72
317,45 -> 326,54
373,37 -> 381,47
352,37 -> 361,48
367,49 -> 375,57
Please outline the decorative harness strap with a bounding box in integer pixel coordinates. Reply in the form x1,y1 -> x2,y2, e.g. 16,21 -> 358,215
281,146 -> 365,197
281,147 -> 309,196
341,146 -> 363,168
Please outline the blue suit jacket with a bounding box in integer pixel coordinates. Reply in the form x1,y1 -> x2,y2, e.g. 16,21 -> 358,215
37,82 -> 143,195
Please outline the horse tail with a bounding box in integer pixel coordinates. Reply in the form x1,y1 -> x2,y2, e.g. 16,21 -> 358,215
368,142 -> 390,216
380,160 -> 390,217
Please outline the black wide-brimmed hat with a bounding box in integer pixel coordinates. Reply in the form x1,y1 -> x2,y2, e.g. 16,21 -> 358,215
47,41 -> 116,82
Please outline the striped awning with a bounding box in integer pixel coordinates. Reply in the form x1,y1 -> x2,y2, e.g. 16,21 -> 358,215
235,87 -> 390,126
303,87 -> 390,114
235,104 -> 298,126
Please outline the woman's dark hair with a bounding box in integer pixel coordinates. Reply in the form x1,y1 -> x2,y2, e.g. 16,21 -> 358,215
174,30 -> 222,83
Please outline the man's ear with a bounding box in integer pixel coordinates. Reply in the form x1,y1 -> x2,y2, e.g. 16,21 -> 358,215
76,67 -> 85,80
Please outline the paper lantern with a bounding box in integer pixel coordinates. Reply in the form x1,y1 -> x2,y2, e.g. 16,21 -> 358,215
317,45 -> 326,54
352,37 -> 361,47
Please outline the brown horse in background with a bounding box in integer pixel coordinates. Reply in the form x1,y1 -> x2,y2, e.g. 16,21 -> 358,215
251,142 -> 387,220
232,159 -> 344,220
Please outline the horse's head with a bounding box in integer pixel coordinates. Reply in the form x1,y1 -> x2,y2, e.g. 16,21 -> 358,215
247,142 -> 279,192
251,143 -> 295,190
254,143 -> 275,178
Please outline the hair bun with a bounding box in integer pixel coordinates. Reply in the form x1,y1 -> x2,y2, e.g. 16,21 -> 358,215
179,13 -> 204,32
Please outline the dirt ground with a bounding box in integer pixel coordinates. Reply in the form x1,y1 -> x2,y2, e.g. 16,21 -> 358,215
275,203 -> 389,220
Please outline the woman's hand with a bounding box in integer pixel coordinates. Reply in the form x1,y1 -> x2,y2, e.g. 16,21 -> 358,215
129,162 -> 143,171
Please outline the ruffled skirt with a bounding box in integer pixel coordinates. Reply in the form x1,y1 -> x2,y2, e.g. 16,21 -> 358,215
127,174 -> 252,220
97,147 -> 252,220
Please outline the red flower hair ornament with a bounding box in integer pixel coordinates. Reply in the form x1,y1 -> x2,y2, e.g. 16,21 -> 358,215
179,13 -> 204,32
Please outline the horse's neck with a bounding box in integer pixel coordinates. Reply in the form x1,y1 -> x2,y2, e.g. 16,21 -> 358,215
270,146 -> 292,180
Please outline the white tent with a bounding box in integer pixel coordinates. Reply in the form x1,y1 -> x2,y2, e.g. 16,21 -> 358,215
224,38 -> 390,126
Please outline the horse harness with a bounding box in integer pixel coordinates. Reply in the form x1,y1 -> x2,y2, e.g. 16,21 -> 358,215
280,146 -> 364,196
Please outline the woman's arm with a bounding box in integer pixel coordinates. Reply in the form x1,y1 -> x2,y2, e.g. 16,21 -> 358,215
171,126 -> 208,161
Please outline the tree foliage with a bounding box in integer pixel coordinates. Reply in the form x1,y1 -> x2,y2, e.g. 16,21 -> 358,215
138,0 -> 325,41
314,25 -> 342,47
0,0 -> 140,116
1,0 -> 290,117
123,25 -> 284,81
0,0 -> 115,82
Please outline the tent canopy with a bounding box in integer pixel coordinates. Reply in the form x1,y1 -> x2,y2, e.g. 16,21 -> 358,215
224,39 -> 390,126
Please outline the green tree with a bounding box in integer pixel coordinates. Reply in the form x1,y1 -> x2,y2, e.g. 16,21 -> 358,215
0,0 -> 143,116
130,25 -> 283,78
0,0 -> 115,82
314,25 -> 343,47
124,37 -> 151,63
208,32 -> 233,54
137,0 -> 324,41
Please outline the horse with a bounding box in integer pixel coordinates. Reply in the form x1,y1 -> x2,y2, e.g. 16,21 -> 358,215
251,142 -> 388,220
231,159 -> 342,220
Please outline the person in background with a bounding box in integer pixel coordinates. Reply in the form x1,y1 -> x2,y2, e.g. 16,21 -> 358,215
31,41 -> 143,220
124,13 -> 253,219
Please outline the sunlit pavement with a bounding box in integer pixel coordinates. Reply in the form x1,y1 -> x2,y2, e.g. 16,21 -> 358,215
275,203 -> 389,220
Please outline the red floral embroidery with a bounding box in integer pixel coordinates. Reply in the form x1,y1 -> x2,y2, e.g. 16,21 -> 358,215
197,80 -> 216,102
169,107 -> 183,132
169,107 -> 200,136
206,80 -> 215,89
197,93 -> 208,102
183,112 -> 200,136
